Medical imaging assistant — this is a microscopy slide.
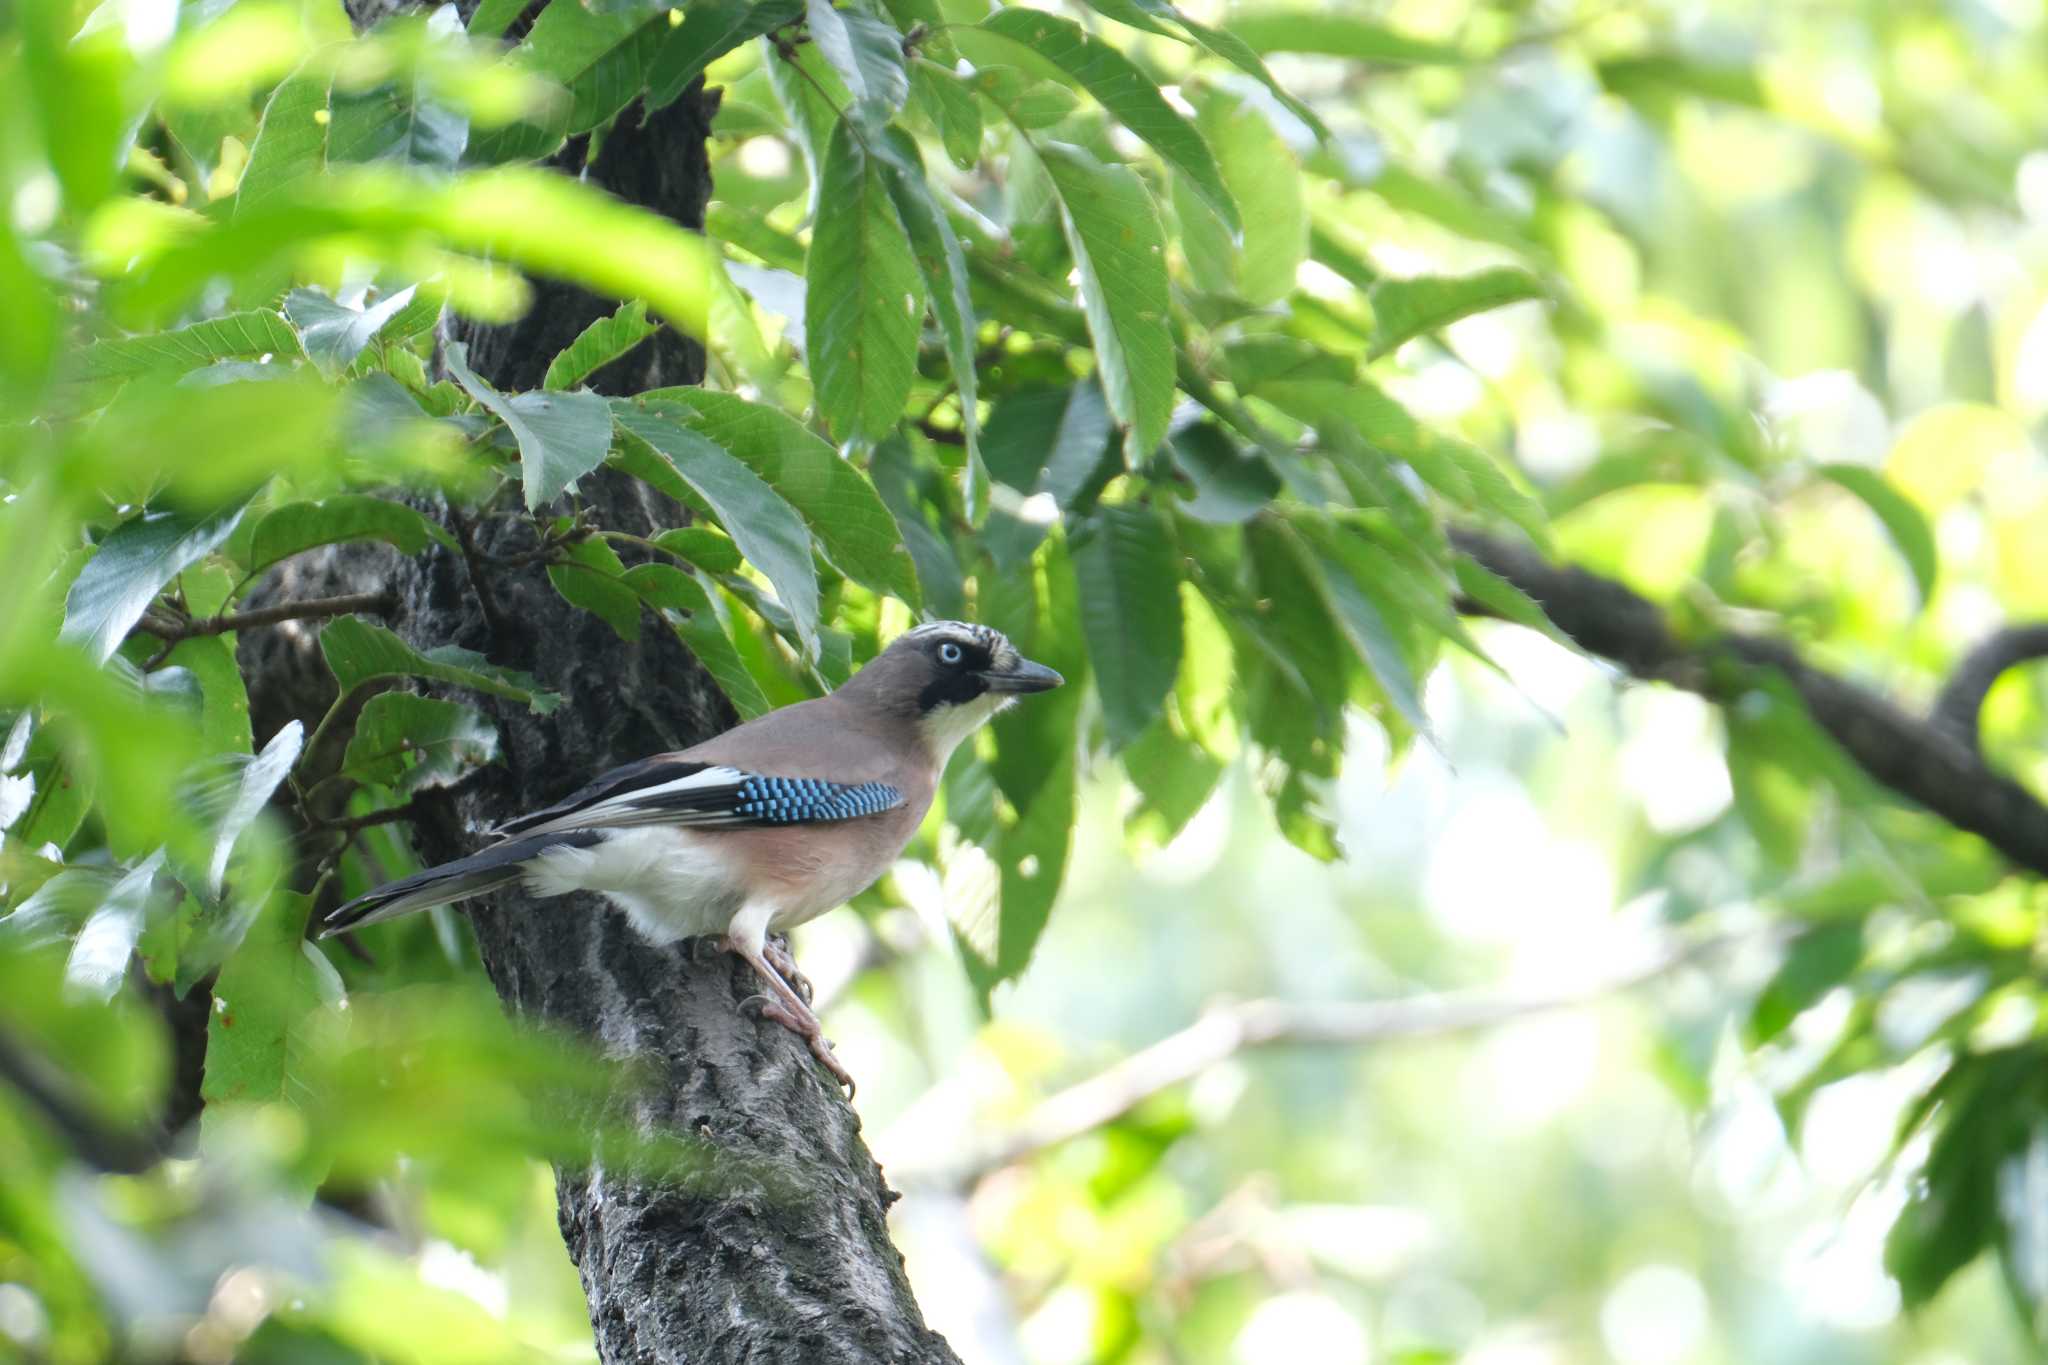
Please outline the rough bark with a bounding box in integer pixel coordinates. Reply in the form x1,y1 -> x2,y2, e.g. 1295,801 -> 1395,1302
240,83 -> 962,1365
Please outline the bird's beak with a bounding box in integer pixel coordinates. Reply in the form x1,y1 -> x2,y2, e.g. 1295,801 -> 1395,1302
984,656 -> 1064,694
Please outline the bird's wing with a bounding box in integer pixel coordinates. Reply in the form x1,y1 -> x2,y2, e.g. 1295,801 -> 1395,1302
490,755 -> 906,840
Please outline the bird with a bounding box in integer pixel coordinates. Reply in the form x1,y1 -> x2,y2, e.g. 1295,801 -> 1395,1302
320,620 -> 1063,1091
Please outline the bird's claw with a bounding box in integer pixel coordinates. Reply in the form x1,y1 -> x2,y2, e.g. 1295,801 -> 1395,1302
763,939 -> 815,1005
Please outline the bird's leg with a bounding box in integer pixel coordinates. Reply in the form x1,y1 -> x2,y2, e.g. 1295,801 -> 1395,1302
763,934 -> 814,1005
726,934 -> 854,1094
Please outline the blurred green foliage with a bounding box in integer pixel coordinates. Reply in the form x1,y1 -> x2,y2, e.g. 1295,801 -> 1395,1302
3,0 -> 2048,1358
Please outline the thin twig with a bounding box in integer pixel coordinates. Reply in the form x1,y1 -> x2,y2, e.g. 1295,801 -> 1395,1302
0,1020 -> 164,1173
316,798 -> 429,835
131,592 -> 397,644
885,942 -> 1693,1189
1929,623 -> 2048,754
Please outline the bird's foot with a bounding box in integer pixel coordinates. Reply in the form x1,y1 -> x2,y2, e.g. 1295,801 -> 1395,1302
739,993 -> 855,1095
763,936 -> 815,1005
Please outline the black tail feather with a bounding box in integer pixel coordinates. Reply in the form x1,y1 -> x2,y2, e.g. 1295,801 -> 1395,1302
320,829 -> 603,937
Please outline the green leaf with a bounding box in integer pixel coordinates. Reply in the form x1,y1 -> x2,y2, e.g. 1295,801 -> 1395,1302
236,64 -> 334,211
78,311 -> 306,382
328,69 -> 469,171
237,495 -> 456,581
616,563 -> 774,718
1158,8 -> 1330,142
874,129 -> 984,515
983,381 -> 1116,511
282,285 -> 420,373
320,616 -> 561,711
468,1 -> 665,161
1368,268 -> 1546,359
995,751 -> 1074,984
1301,533 -> 1433,742
969,8 -> 1238,233
1749,922 -> 1865,1045
1226,11 -> 1467,65
1038,142 -> 1174,465
652,527 -> 743,574
543,300 -> 661,390
806,0 -> 908,125
1169,422 -> 1279,524
60,506 -> 248,664
202,892 -> 339,1116
444,341 -> 613,510
341,694 -> 499,793
1073,504 -> 1183,750
1173,89 -> 1307,306
631,389 -> 919,604
1819,463 -> 1939,606
548,536 -> 644,641
804,117 -> 925,444
64,854 -> 166,1002
197,721 -> 303,899
612,408 -> 822,657
647,0 -> 804,110
910,59 -> 983,169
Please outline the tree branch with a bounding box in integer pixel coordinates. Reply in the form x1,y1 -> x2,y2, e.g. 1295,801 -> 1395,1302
0,1019 -> 163,1173
884,941 -> 1691,1191
134,591 -> 397,644
1930,623 -> 2048,753
1451,528 -> 2048,878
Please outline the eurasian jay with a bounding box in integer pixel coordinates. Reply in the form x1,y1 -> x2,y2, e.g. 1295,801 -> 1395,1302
321,621 -> 1063,1089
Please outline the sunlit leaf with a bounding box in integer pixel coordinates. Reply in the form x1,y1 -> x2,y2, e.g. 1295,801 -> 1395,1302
340,694 -> 499,794
78,312 -> 306,382
284,285 -> 420,372
646,0 -> 804,110
237,495 -> 457,581
445,341 -> 613,509
804,117 -> 924,444
543,300 -> 661,391
612,406 -> 822,657
1073,504 -> 1183,750
1368,268 -> 1546,359
1227,11 -> 1467,64
320,616 -> 561,711
1038,143 -> 1174,465
1819,463 -> 1939,606
969,8 -> 1238,233
806,0 -> 908,125
60,506 -> 249,664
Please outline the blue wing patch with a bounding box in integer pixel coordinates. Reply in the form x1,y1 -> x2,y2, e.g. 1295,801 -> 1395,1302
732,777 -> 904,824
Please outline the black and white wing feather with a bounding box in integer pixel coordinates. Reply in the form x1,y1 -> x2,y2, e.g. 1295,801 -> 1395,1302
490,756 -> 905,840
322,756 -> 906,937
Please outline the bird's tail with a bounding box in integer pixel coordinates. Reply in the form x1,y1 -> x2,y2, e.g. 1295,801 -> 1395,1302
320,830 -> 602,937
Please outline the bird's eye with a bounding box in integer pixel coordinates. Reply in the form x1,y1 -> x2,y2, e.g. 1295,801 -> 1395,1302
937,641 -> 964,665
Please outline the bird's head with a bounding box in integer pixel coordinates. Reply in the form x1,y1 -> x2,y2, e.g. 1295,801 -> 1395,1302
844,620 -> 1063,759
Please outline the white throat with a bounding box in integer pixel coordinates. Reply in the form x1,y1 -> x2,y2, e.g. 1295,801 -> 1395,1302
917,692 -> 1012,763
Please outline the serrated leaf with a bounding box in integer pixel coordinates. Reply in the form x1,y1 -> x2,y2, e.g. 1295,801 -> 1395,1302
1227,11 -> 1467,65
340,694 -> 499,792
237,65 -> 333,210
237,495 -> 456,580
982,381 -> 1116,511
283,285 -> 420,372
202,892 -> 334,1117
970,8 -> 1236,234
1173,89 -> 1305,306
1819,463 -> 1939,606
1301,532 -> 1432,742
1073,504 -> 1183,750
615,563 -> 774,718
632,388 -> 919,604
874,128 -> 984,515
910,59 -> 983,169
611,407 -> 822,657
79,311 -> 305,381
63,853 -> 167,1001
320,616 -> 561,711
804,117 -> 924,444
197,721 -> 302,899
806,0 -> 907,125
1038,143 -> 1173,464
1368,268 -> 1545,359
543,299 -> 660,390
647,0 -> 803,110
445,340 -> 613,509
548,535 -> 644,640
60,506 -> 248,664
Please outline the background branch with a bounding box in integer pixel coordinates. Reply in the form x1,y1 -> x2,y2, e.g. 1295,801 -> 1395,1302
1452,529 -> 2048,879
1930,623 -> 2048,752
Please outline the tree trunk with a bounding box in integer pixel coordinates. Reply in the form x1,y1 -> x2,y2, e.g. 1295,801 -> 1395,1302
247,81 -> 964,1364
